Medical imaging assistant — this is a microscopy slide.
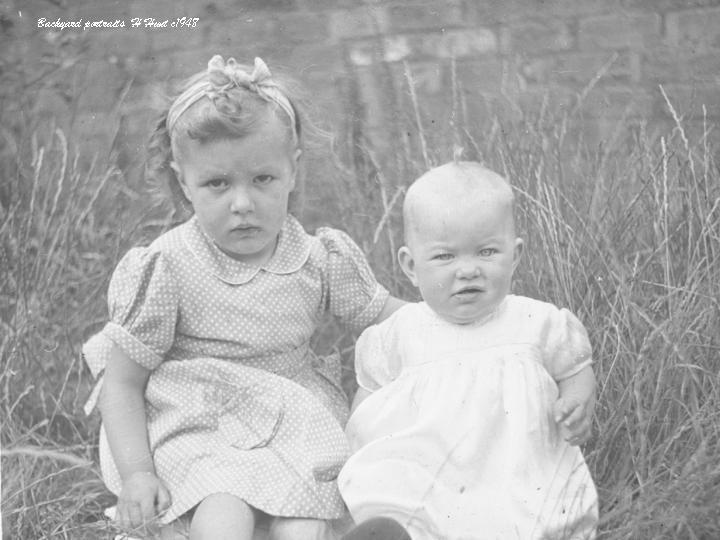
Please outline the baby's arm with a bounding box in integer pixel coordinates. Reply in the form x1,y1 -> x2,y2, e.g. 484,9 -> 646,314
99,344 -> 170,531
360,296 -> 403,408
553,365 -> 596,446
351,315 -> 401,415
351,387 -> 372,414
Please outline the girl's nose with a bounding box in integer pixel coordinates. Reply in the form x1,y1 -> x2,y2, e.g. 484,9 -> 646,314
230,186 -> 254,213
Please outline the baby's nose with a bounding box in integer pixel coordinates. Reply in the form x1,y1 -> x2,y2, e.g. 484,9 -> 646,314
455,261 -> 481,279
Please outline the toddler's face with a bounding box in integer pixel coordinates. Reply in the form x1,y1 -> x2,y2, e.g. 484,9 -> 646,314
399,194 -> 522,325
172,110 -> 299,266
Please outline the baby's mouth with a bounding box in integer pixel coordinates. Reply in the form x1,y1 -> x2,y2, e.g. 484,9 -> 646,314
454,286 -> 485,298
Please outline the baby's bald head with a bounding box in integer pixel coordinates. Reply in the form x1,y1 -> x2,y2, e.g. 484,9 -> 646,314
403,161 -> 516,247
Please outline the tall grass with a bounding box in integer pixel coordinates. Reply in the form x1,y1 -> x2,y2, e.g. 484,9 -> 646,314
331,65 -> 720,539
2,51 -> 719,539
0,34 -> 159,539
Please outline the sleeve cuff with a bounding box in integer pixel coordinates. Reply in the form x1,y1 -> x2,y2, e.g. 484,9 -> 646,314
104,322 -> 164,371
554,356 -> 593,382
81,323 -> 164,415
345,285 -> 390,333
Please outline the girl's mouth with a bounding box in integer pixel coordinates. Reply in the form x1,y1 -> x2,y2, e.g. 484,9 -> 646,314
231,225 -> 260,236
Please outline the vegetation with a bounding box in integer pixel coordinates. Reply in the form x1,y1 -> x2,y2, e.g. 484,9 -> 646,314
1,36 -> 719,540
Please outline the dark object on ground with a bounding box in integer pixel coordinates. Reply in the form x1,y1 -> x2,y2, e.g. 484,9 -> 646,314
341,517 -> 411,540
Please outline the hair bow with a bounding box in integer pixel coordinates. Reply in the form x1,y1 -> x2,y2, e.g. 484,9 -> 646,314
206,56 -> 275,95
167,55 -> 296,141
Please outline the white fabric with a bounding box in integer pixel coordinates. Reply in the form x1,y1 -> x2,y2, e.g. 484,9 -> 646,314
339,296 -> 598,540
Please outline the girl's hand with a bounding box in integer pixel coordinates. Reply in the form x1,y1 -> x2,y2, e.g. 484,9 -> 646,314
117,471 -> 171,534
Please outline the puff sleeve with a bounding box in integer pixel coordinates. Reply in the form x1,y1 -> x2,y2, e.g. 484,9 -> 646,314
318,228 -> 389,333
354,316 -> 403,392
83,247 -> 178,380
541,307 -> 593,381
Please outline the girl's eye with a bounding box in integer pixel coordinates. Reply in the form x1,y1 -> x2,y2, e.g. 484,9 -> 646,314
254,174 -> 275,185
479,248 -> 498,257
206,178 -> 228,189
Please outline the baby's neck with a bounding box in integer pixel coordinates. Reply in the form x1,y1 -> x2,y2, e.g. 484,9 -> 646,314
424,296 -> 508,327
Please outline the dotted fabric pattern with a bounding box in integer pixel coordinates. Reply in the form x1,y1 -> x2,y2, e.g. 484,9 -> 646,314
83,214 -> 389,524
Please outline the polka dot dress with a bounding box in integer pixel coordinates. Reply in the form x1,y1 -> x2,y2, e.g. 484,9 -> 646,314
82,214 -> 389,524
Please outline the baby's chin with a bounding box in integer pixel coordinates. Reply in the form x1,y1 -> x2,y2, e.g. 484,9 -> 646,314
433,306 -> 497,326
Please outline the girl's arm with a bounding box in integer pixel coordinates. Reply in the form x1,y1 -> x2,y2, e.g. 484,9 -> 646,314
372,295 -> 406,325
99,344 -> 170,531
552,365 -> 596,446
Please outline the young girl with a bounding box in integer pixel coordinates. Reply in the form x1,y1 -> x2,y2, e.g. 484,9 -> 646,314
82,55 -> 403,540
338,162 -> 599,539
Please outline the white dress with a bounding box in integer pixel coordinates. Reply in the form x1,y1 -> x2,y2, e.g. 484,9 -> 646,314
338,296 -> 598,540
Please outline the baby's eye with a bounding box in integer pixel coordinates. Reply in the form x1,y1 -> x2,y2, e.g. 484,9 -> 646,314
432,253 -> 454,261
254,174 -> 275,185
206,178 -> 228,189
478,248 -> 498,257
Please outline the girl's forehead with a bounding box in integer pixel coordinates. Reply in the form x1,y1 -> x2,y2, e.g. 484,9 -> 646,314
174,102 -> 294,147
175,138 -> 296,178
175,113 -> 295,161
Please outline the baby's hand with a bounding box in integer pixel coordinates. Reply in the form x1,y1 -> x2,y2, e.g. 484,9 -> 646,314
552,365 -> 596,446
552,393 -> 594,446
116,471 -> 171,534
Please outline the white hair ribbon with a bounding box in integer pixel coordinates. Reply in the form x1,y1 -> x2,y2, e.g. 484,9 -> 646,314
166,55 -> 297,141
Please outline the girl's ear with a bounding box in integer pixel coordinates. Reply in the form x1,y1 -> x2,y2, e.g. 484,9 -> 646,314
170,161 -> 191,201
512,237 -> 524,273
288,148 -> 302,191
398,246 -> 419,287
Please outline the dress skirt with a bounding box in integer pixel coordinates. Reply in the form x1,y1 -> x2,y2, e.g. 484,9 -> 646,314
98,356 -> 350,524
338,344 -> 598,540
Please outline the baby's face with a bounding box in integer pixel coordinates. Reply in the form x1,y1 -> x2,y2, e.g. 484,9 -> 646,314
399,194 -> 522,325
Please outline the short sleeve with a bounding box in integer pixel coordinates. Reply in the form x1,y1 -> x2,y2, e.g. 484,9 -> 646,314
318,228 -> 389,332
354,318 -> 402,392
541,307 -> 593,381
82,247 -> 178,377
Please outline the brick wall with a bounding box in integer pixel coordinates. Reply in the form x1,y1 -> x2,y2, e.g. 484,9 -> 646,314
5,0 -> 720,166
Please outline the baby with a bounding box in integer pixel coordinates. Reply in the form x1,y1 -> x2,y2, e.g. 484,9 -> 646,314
338,162 -> 599,539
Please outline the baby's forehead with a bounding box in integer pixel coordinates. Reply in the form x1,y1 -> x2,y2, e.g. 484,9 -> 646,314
409,164 -> 512,209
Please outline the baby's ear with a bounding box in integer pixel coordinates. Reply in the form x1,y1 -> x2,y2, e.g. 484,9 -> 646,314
398,246 -> 419,287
